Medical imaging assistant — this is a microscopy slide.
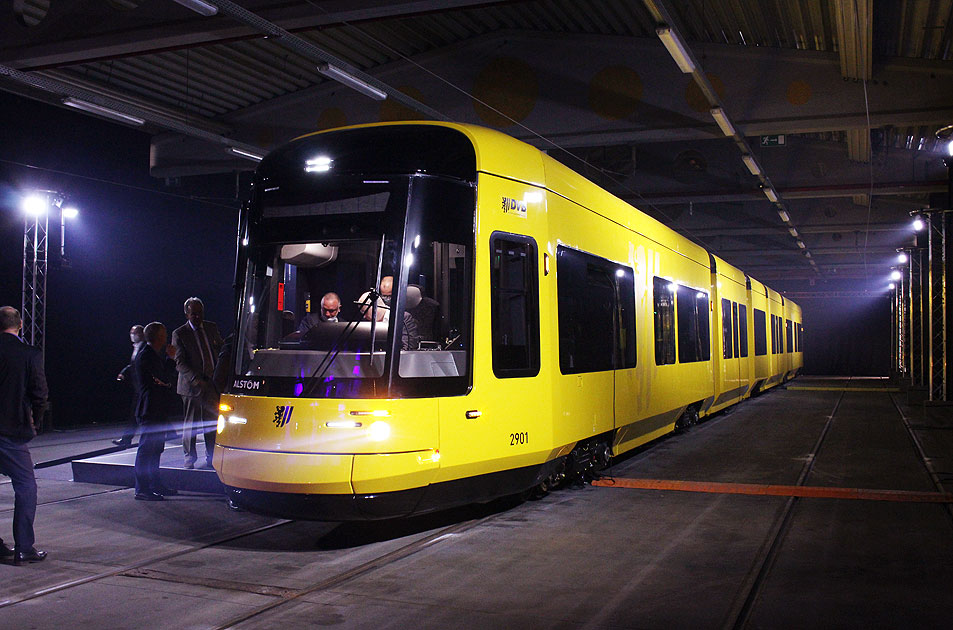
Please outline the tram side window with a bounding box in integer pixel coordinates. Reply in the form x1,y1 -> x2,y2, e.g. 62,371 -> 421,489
754,308 -> 767,356
721,299 -> 733,359
654,277 -> 676,365
777,316 -> 784,355
738,304 -> 749,357
490,233 -> 539,378
786,319 -> 794,353
557,246 -> 636,374
732,302 -> 740,359
770,314 -> 777,354
677,286 -> 710,363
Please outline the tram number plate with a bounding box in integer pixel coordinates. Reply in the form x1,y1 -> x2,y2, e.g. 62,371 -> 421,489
509,432 -> 528,446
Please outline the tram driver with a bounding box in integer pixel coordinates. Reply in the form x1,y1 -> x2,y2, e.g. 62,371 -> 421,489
285,292 -> 343,340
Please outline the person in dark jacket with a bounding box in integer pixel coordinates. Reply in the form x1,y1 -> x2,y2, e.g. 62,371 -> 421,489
0,306 -> 48,564
113,324 -> 145,447
133,322 -> 179,501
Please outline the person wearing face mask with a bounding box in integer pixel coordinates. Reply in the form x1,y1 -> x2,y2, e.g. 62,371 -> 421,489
113,324 -> 145,447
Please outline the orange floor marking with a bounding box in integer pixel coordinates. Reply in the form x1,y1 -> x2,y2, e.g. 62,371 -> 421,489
591,478 -> 953,503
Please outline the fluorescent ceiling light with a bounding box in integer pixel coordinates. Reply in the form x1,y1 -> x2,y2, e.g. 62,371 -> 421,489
796,240 -> 806,249
763,187 -> 779,203
741,155 -> 761,176
656,26 -> 696,73
172,0 -> 218,16
777,209 -> 790,222
317,63 -> 387,100
63,98 -> 145,126
788,227 -> 798,237
710,107 -> 736,137
228,147 -> 263,162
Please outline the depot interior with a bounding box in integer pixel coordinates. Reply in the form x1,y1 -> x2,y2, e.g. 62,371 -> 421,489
2,0 -> 953,421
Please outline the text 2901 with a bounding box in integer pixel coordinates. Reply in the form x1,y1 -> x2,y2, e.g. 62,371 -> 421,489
509,432 -> 528,446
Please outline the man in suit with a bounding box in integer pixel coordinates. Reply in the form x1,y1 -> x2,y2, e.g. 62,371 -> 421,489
172,297 -> 223,469
287,292 -> 343,339
0,306 -> 48,565
133,322 -> 179,501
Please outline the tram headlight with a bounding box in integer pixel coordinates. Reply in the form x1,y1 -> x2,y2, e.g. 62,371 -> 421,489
368,420 -> 391,441
217,414 -> 226,434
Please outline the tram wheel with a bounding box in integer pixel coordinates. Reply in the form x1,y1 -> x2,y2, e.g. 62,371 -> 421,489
675,405 -> 699,433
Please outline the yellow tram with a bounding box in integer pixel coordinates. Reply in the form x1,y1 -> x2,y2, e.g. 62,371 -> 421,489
214,122 -> 802,519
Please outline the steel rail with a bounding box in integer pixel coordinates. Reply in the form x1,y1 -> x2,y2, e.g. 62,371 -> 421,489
718,389 -> 846,630
889,392 -> 953,528
211,513 -> 493,629
0,518 -> 293,608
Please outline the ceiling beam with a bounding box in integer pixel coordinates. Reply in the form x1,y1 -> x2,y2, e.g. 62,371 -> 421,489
0,0 -> 512,70
628,180 -> 945,205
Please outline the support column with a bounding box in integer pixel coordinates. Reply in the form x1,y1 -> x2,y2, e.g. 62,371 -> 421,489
909,245 -> 924,389
21,208 -> 49,358
929,213 -> 946,400
946,210 -> 953,401
920,241 -> 931,390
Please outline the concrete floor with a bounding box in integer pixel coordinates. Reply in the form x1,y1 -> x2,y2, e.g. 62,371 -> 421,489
1,376 -> 952,629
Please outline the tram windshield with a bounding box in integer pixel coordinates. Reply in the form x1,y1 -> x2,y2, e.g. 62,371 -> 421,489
234,173 -> 474,399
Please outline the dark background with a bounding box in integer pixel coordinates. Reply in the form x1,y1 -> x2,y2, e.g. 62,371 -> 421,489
0,91 -> 240,429
0,92 -> 890,430
800,297 -> 890,376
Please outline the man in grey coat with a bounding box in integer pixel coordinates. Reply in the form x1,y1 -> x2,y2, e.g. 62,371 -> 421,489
171,297 -> 223,469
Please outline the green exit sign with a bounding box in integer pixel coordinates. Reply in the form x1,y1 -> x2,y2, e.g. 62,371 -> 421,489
760,134 -> 786,146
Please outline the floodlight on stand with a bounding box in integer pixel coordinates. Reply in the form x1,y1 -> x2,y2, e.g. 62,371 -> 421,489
171,0 -> 218,16
227,147 -> 263,162
656,26 -> 696,74
890,269 -> 902,281
22,194 -> 48,216
777,209 -> 790,222
741,155 -> 761,176
62,206 -> 79,219
763,187 -> 779,203
317,63 -> 387,100
897,252 -> 908,264
710,107 -> 736,137
912,216 -> 925,231
63,98 -> 145,126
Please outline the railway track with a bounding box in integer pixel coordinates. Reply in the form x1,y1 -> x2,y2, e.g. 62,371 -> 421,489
718,389 -> 845,630
0,490 -> 505,623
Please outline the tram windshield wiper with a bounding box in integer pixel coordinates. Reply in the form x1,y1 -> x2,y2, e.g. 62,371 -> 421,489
304,234 -> 387,393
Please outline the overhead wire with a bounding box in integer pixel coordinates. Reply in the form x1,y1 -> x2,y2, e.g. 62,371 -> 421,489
853,0 -> 875,289
297,0 -> 720,252
0,157 -> 240,211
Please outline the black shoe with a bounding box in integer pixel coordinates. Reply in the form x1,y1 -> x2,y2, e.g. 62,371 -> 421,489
155,486 -> 178,496
134,492 -> 164,501
0,541 -> 13,559
14,548 -> 47,565
112,439 -> 131,447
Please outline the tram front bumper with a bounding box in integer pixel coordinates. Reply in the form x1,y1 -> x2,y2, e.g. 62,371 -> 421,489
216,446 -> 442,493
216,446 -> 441,520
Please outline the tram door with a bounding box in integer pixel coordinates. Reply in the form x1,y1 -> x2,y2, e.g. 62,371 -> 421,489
437,231 -> 550,484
